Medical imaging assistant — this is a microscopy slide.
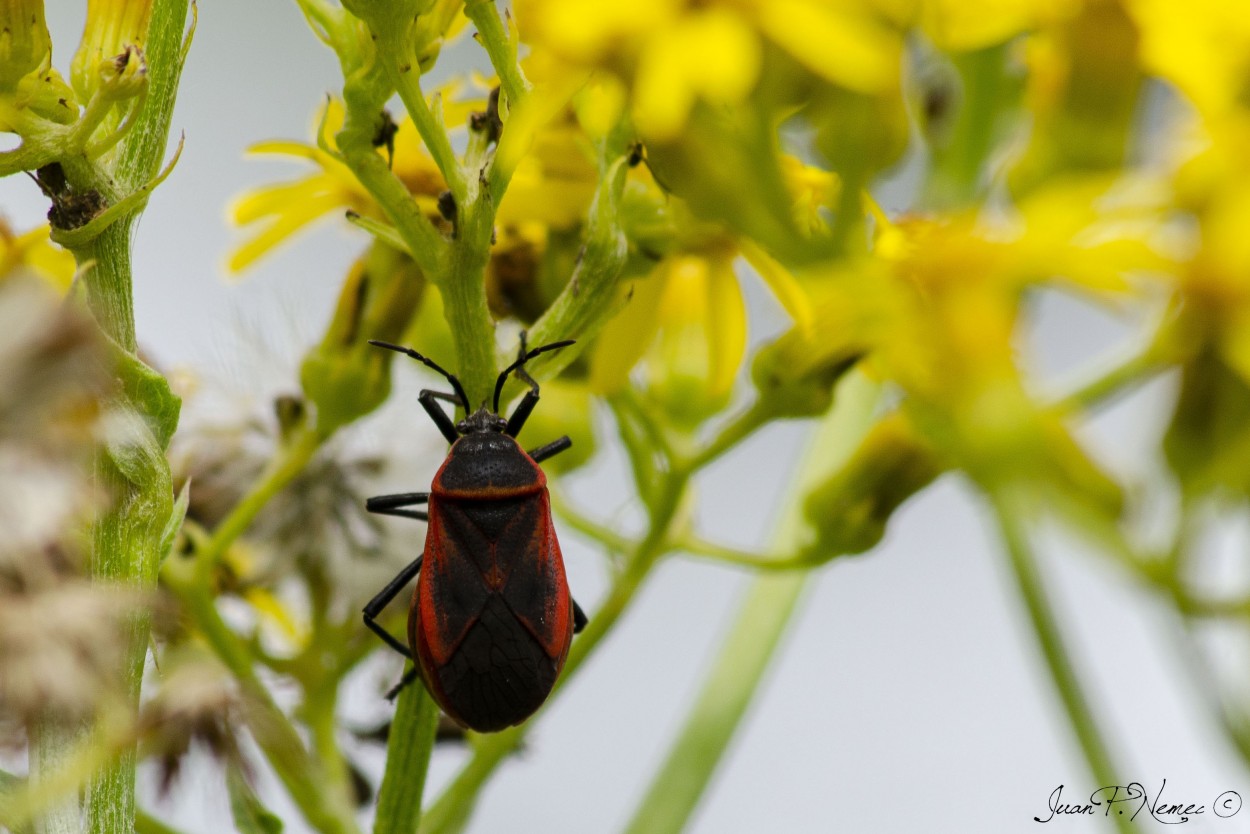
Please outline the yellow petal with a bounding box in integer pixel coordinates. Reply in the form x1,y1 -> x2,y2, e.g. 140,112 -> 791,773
589,272 -> 666,394
756,0 -> 901,93
739,240 -> 814,333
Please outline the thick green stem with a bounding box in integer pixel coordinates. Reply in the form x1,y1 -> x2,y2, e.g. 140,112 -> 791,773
28,721 -> 83,834
442,197 -> 499,408
373,674 -> 441,834
993,496 -> 1139,834
30,3 -> 192,830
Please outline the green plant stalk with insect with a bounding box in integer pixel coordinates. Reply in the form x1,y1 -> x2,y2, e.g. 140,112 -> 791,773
3,2 -> 1250,834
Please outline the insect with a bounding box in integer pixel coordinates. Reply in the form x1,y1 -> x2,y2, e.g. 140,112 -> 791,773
362,336 -> 587,732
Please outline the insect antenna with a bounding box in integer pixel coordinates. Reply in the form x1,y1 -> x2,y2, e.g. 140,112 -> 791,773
492,336 -> 575,412
369,340 -> 471,411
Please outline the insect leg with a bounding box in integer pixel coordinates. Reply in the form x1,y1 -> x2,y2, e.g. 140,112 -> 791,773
419,389 -> 461,444
367,492 -> 429,521
495,332 -> 576,435
369,340 -> 470,410
504,389 -> 540,438
572,598 -> 588,634
362,555 -> 423,659
527,436 -> 571,464
385,668 -> 419,701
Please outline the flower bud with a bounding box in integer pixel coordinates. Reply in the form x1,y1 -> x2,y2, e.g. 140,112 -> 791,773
801,414 -> 942,558
95,44 -> 146,102
0,0 -> 52,91
301,243 -> 425,433
11,66 -> 77,125
70,0 -> 151,104
751,326 -> 862,419
339,0 -> 425,32
648,251 -> 745,428
1163,345 -> 1250,499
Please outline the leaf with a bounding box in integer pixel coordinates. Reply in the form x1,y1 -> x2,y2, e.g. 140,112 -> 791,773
98,333 -> 181,487
159,479 -> 191,565
226,767 -> 284,834
113,341 -> 182,450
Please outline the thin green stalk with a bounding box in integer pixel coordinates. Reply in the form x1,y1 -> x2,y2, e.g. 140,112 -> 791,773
33,4 -> 193,832
378,36 -> 467,202
1055,340 -> 1164,414
992,496 -> 1139,834
463,0 -> 529,108
373,673 -> 441,834
336,127 -> 448,278
6,716 -> 135,833
677,536 -> 796,571
26,721 -> 93,834
305,683 -> 355,816
192,422 -> 322,580
526,157 -> 630,377
550,490 -> 635,555
682,401 -> 772,472
623,373 -> 881,834
163,565 -> 362,834
629,574 -> 809,833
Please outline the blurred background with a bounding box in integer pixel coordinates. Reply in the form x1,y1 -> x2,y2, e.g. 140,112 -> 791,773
3,2 -> 1246,832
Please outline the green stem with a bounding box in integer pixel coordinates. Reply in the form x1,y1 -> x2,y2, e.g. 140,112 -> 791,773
920,43 -> 1011,210
1054,340 -> 1164,413
992,496 -> 1139,834
34,3 -> 190,829
526,157 -> 630,379
163,564 -> 362,834
442,197 -> 500,407
373,673 -> 441,834
305,682 -> 354,815
628,574 -> 809,834
192,423 -> 322,581
550,490 -> 635,556
463,0 -> 529,108
378,36 -> 468,202
337,107 -> 448,279
623,372 -> 881,834
26,721 -> 86,834
677,535 -> 795,570
683,401 -> 772,471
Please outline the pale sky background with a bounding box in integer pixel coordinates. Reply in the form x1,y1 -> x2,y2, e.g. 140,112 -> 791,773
2,2 -> 1248,832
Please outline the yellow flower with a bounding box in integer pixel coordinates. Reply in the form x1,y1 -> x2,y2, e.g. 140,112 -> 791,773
515,0 -> 903,141
71,0 -> 152,105
0,220 -> 76,293
229,97 -> 451,272
591,246 -> 745,426
230,81 -> 601,273
0,0 -> 52,91
917,0 -> 1072,52
1127,0 -> 1250,123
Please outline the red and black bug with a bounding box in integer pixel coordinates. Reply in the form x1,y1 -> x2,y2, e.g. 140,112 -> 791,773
362,336 -> 587,733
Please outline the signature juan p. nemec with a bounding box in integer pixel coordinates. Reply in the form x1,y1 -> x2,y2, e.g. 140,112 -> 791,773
1035,781 -> 1242,824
